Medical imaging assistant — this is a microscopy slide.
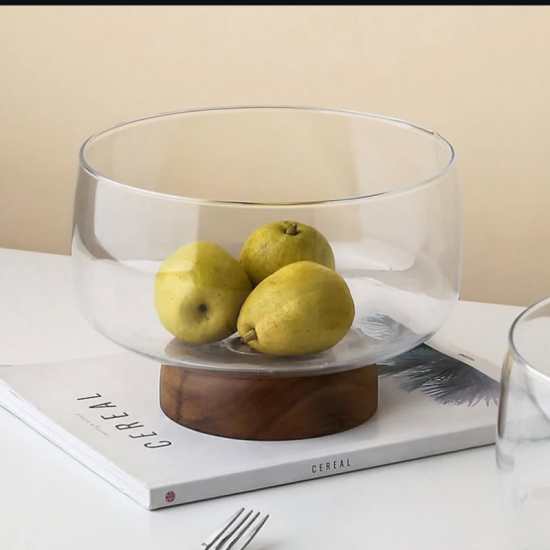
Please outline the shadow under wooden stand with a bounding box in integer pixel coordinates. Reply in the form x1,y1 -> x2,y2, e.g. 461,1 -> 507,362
159,364 -> 379,441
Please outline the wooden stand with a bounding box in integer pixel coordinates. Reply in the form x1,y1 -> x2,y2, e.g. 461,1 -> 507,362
159,364 -> 378,441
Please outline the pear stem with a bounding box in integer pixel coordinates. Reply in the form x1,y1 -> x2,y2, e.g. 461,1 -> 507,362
285,222 -> 298,236
241,329 -> 257,344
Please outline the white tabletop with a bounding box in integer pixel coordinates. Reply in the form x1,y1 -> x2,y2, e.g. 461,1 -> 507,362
0,247 -> 524,550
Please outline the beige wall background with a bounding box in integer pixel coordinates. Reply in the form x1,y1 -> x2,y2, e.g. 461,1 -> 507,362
1,5 -> 549,307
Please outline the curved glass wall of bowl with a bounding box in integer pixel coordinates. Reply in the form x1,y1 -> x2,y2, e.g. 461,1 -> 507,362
72,106 -> 461,377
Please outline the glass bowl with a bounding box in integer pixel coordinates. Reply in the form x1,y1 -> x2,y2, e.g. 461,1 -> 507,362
71,106 -> 461,378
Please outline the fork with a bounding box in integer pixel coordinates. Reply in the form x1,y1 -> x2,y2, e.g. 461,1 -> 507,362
201,507 -> 270,550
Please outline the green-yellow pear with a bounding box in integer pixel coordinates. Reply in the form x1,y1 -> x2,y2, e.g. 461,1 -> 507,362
237,261 -> 355,356
154,241 -> 252,344
238,220 -> 335,286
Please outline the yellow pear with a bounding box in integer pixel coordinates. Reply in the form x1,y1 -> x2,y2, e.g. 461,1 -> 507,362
238,220 -> 335,286
237,261 -> 355,356
154,241 -> 252,344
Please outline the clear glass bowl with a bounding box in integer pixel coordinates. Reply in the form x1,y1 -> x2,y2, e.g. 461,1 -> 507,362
71,106 -> 461,377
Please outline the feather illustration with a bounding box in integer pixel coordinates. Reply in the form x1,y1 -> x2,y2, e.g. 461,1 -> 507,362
378,344 -> 500,407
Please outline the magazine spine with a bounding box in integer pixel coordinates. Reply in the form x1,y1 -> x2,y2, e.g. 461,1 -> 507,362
148,423 -> 495,510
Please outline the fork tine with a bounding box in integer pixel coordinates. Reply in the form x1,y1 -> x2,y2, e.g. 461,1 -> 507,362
226,513 -> 270,550
224,511 -> 259,550
202,508 -> 245,549
214,509 -> 254,549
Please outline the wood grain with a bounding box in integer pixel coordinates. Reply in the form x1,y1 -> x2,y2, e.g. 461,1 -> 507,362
159,364 -> 378,440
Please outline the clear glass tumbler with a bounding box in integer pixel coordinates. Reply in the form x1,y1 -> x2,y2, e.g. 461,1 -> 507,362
497,296 -> 550,549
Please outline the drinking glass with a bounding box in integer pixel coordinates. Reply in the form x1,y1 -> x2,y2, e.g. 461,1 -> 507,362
497,296 -> 550,549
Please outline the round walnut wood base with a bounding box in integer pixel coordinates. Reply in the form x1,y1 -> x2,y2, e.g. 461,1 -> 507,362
159,364 -> 379,441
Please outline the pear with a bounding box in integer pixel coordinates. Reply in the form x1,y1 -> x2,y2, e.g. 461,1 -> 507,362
237,261 -> 355,356
154,241 -> 252,344
238,220 -> 335,286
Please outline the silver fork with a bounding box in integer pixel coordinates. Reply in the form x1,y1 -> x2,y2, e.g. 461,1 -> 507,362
201,507 -> 270,550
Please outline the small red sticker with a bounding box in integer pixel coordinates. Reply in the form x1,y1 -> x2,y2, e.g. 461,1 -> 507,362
165,491 -> 176,503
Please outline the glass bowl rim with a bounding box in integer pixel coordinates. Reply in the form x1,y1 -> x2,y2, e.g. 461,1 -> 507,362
508,294 -> 550,379
79,104 -> 456,208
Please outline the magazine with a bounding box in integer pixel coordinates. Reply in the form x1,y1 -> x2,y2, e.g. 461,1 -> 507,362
0,343 -> 501,510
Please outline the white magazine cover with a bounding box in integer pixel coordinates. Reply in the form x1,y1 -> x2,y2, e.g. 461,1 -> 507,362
0,342 -> 501,510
